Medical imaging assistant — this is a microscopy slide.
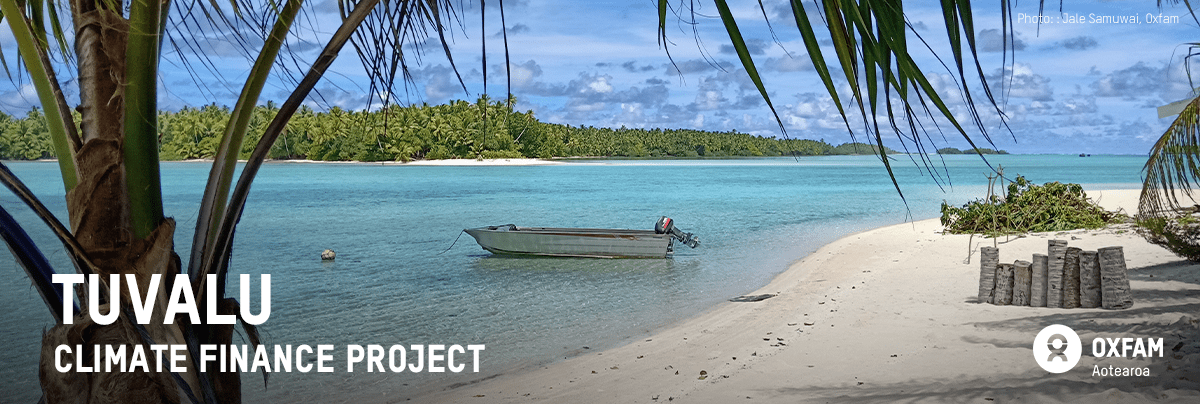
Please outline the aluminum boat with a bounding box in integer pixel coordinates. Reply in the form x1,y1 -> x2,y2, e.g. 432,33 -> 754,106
464,216 -> 699,258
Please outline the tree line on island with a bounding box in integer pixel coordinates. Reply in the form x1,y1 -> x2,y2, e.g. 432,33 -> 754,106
0,97 -> 1014,162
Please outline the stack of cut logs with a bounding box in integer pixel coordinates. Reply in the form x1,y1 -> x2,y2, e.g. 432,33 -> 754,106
978,240 -> 1133,309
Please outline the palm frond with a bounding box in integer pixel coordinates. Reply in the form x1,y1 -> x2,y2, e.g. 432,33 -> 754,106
124,0 -> 171,239
1140,96 -> 1200,217
713,0 -> 786,136
0,0 -> 79,191
0,205 -> 74,323
195,0 -> 383,295
676,0 -> 1011,197
0,163 -> 100,278
188,0 -> 304,282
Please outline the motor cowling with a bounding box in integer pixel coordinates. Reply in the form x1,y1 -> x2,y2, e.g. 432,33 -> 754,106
656,216 -> 700,248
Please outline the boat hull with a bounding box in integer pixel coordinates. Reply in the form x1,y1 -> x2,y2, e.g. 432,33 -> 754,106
464,226 -> 673,258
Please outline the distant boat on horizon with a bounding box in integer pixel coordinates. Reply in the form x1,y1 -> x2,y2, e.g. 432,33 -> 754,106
1079,153 -> 1092,157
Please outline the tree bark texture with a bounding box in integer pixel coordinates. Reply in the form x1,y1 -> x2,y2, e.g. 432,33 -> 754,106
1079,250 -> 1102,308
978,247 -> 999,304
994,263 -> 1014,306
1031,253 -> 1048,307
1063,247 -> 1082,309
1047,240 -> 1068,308
1098,246 -> 1135,310
1012,260 -> 1032,306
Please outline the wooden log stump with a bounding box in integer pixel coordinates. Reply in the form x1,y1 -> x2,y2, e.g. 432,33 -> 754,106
1012,260 -> 1032,306
1047,240 -> 1068,308
1063,247 -> 1082,309
978,247 -> 1000,304
1031,253 -> 1048,307
1098,246 -> 1134,310
994,263 -> 1014,305
1079,250 -> 1102,308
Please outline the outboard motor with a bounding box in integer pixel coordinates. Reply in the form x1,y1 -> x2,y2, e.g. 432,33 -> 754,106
655,216 -> 700,248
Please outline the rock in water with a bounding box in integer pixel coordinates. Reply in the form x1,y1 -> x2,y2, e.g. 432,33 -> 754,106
321,249 -> 336,261
978,247 -> 999,304
1098,246 -> 1134,310
1031,254 -> 1048,307
1079,250 -> 1102,308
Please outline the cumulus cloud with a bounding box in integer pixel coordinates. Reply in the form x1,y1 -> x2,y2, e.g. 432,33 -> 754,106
761,56 -> 814,72
778,92 -> 850,131
977,28 -> 1026,52
988,63 -> 1053,101
719,38 -> 768,56
685,67 -> 774,111
303,86 -> 389,111
508,24 -> 531,34
621,61 -> 657,73
1055,94 -> 1098,115
408,64 -> 470,100
493,23 -> 531,38
665,59 -> 735,76
1060,36 -> 1099,50
520,72 -> 672,122
1092,61 -> 1192,102
0,83 -> 43,115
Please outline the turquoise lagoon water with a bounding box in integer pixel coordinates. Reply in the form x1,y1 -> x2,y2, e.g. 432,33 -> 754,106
0,155 -> 1144,402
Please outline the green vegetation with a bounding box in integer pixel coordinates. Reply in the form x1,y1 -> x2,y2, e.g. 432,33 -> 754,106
940,176 -> 1124,237
1,98 -> 905,162
828,142 -> 898,155
1136,211 -> 1200,261
936,147 -> 1008,155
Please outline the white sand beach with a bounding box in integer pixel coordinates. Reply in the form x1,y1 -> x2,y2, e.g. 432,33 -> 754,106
415,189 -> 1200,403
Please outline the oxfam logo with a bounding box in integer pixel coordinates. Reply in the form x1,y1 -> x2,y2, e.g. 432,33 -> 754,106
1033,324 -> 1082,373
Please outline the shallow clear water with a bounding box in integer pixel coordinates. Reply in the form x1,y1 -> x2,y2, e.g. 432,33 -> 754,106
0,155 -> 1144,402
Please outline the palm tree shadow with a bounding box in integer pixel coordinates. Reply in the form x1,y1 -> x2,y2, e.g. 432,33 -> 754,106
769,262 -> 1200,403
769,375 -> 1195,403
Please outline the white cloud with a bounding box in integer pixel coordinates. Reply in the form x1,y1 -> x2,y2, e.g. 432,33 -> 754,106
587,76 -> 613,93
989,63 -> 1054,101
1092,61 -> 1192,102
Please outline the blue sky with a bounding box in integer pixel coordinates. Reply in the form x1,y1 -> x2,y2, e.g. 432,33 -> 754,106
0,0 -> 1195,155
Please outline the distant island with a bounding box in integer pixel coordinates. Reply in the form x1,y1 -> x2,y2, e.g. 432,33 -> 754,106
0,98 -> 1004,161
935,147 -> 1009,155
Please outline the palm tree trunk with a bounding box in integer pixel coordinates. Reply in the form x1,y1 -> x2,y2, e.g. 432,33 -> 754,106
68,0 -> 133,261
38,3 -> 208,403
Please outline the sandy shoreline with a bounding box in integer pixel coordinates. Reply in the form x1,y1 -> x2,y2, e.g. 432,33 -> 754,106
414,189 -> 1199,403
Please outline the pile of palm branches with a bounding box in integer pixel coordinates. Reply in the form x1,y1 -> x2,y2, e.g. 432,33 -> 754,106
940,176 -> 1125,236
1138,97 -> 1200,261
1136,208 -> 1200,261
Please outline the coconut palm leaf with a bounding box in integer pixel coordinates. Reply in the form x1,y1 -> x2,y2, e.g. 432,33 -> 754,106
1141,95 -> 1200,217
0,204 -> 74,323
0,0 -> 79,191
124,0 -> 171,239
693,0 -> 1009,196
713,0 -> 787,136
195,0 -> 383,295
188,0 -> 303,282
0,162 -> 99,278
